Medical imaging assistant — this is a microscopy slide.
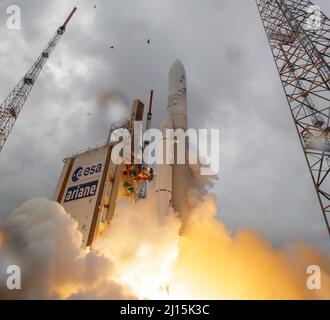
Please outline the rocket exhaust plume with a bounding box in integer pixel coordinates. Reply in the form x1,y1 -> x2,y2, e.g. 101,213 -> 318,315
0,194 -> 330,299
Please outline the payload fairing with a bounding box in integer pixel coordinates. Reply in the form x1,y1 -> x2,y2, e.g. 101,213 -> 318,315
168,60 -> 188,131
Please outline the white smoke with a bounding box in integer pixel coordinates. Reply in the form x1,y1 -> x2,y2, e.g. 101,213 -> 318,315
0,198 -> 134,299
0,195 -> 330,300
0,196 -> 180,300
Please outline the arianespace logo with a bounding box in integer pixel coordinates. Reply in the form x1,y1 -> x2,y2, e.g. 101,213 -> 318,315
64,181 -> 99,203
72,163 -> 103,182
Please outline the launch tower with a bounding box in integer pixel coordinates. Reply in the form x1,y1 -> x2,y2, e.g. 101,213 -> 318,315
256,0 -> 330,236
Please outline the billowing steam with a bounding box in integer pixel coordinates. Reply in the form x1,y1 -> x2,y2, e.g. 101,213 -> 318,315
0,194 -> 329,299
0,198 -> 135,299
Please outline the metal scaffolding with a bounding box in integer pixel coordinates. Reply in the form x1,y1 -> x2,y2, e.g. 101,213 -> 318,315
0,7 -> 77,153
256,0 -> 330,236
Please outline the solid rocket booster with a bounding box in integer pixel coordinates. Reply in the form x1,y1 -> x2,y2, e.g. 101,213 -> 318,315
167,60 -> 189,222
155,124 -> 173,217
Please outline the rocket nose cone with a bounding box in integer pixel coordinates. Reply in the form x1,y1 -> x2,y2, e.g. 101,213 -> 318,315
168,60 -> 187,98
169,59 -> 186,79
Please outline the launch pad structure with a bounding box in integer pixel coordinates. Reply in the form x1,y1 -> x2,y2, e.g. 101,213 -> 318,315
54,100 -> 148,247
256,0 -> 330,237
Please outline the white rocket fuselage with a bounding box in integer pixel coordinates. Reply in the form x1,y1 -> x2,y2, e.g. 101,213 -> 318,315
167,60 -> 189,222
155,125 -> 173,217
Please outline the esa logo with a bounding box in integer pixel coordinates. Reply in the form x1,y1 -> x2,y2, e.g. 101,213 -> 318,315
72,163 -> 103,182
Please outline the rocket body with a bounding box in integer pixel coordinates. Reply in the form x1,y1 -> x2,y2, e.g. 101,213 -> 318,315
167,60 -> 189,223
155,60 -> 190,222
155,125 -> 173,217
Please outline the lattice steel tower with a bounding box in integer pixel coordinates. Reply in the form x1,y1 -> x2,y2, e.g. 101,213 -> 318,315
256,0 -> 330,236
0,7 -> 77,152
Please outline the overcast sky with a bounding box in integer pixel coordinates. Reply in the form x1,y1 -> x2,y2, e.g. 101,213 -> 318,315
1,0 -> 330,253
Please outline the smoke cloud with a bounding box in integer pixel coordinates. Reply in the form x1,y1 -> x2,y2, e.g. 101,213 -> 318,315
0,195 -> 329,299
0,198 -> 134,299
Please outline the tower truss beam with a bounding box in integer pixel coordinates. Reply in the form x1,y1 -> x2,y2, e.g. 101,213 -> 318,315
256,0 -> 330,236
0,7 -> 77,152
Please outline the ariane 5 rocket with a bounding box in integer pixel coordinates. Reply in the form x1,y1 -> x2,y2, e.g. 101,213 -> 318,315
155,60 -> 190,224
